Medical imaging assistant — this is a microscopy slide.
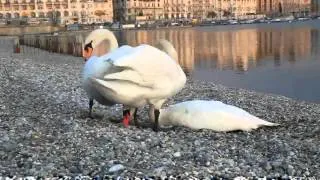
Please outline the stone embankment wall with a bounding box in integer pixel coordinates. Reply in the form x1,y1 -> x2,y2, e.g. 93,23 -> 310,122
0,25 -> 65,36
16,30 -> 90,57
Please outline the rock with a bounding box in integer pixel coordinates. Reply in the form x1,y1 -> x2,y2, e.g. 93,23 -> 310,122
23,176 -> 36,180
194,140 -> 201,146
69,166 -> 80,174
287,165 -> 295,175
304,170 -> 310,176
173,152 -> 181,158
205,161 -> 211,166
271,161 -> 282,169
141,142 -> 147,149
2,142 -> 17,152
289,151 -> 295,156
264,162 -> 272,171
0,105 -> 5,110
108,164 -> 125,174
192,171 -> 199,176
45,163 -> 55,170
1,134 -> 9,142
153,166 -> 166,177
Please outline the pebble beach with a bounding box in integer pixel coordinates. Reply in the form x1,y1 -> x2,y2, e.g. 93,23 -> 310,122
0,37 -> 319,179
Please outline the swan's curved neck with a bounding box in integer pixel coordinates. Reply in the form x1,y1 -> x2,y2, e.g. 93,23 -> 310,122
158,108 -> 173,126
108,35 -> 118,52
154,40 -> 178,62
84,29 -> 119,57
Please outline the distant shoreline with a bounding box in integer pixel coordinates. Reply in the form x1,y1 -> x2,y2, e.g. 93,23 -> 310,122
0,17 -> 319,36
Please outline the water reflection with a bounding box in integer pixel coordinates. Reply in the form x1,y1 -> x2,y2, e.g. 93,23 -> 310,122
115,23 -> 317,73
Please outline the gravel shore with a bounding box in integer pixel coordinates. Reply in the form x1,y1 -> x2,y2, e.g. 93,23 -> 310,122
0,37 -> 319,179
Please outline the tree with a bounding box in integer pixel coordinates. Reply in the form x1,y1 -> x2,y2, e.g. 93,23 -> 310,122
207,11 -> 217,18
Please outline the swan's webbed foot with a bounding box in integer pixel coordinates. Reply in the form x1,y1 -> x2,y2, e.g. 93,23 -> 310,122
88,98 -> 94,119
152,109 -> 160,132
123,109 -> 130,128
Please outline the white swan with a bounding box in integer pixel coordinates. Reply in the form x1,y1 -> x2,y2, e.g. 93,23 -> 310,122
157,100 -> 280,132
81,29 -> 120,115
81,29 -> 186,131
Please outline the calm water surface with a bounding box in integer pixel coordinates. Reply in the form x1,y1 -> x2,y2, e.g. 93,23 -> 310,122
113,20 -> 320,103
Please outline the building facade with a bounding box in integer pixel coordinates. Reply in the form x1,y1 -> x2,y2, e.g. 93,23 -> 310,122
114,0 -> 260,22
113,0 -> 164,23
0,0 -> 113,24
258,0 -> 311,16
163,0 -> 193,19
214,0 -> 258,19
311,0 -> 320,14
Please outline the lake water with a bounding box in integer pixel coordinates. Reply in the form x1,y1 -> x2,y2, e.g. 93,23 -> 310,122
115,21 -> 320,103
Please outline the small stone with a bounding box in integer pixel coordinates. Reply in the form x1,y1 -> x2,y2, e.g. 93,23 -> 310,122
194,140 -> 200,146
33,161 -> 41,166
234,167 -> 241,172
272,161 -> 282,168
79,160 -> 85,166
282,174 -> 290,179
192,171 -> 199,176
248,171 -> 256,177
23,176 -> 36,180
287,165 -> 295,175
304,170 -> 310,176
141,142 -> 146,149
173,152 -> 181,158
108,164 -> 125,173
1,134 -> 9,142
205,161 -> 210,166
69,166 -> 80,173
45,163 -> 55,170
153,166 -> 165,177
226,159 -> 235,166
264,162 -> 272,171
3,142 -> 17,152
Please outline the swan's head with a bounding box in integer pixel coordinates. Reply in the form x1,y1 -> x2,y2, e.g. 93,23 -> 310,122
154,39 -> 178,62
83,29 -> 119,61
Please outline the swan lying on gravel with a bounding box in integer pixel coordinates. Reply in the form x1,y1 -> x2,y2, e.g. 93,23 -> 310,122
157,100 -> 280,132
81,29 -> 186,131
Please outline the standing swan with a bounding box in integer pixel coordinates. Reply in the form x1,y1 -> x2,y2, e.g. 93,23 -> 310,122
81,29 -> 119,118
81,29 -> 186,131
157,100 -> 280,132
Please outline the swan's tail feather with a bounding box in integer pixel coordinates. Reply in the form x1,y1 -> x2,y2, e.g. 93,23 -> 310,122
259,120 -> 280,127
252,116 -> 280,127
264,122 -> 280,126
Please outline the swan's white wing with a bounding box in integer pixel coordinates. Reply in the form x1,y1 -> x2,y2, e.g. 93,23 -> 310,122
96,44 -> 185,98
105,44 -> 181,86
100,45 -> 134,60
82,45 -> 134,81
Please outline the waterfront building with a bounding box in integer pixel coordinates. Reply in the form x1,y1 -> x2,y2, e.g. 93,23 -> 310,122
0,0 -> 113,25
